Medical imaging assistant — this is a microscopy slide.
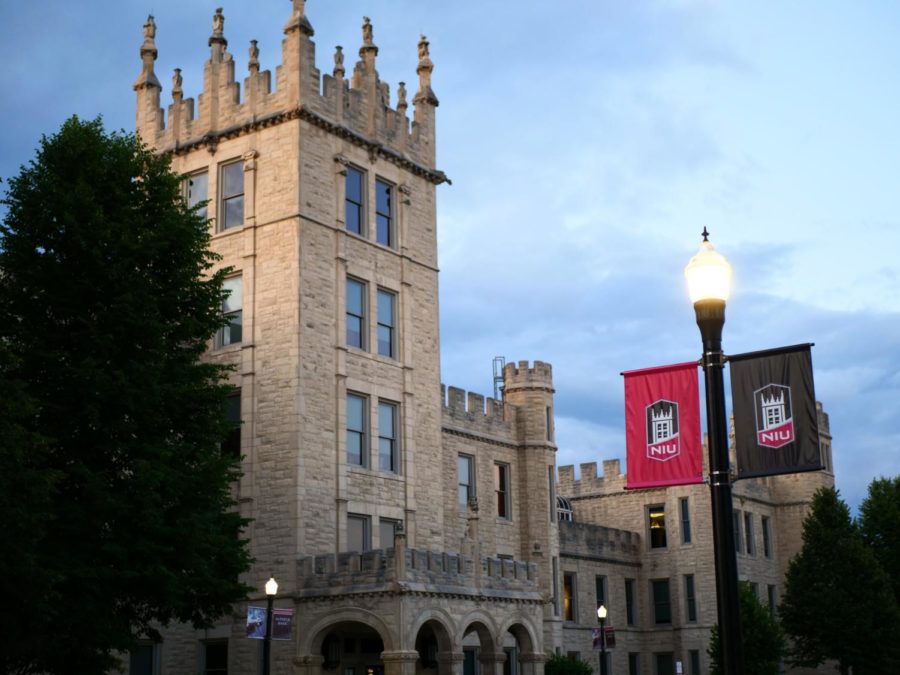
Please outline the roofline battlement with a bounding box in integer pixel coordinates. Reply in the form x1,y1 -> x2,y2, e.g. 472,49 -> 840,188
442,384 -> 508,422
502,360 -> 554,393
557,459 -> 627,497
133,1 -> 444,179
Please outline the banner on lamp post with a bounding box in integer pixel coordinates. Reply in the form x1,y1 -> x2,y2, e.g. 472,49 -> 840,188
729,343 -> 823,478
246,607 -> 295,641
623,362 -> 703,489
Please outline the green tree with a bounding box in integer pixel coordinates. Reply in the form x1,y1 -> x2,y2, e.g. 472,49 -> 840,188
779,487 -> 900,675
708,581 -> 786,675
0,117 -> 251,674
544,653 -> 594,675
859,476 -> 900,607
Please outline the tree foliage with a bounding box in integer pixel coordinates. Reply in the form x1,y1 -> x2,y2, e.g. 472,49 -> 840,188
0,117 -> 251,674
544,653 -> 594,675
859,476 -> 900,607
708,581 -> 786,675
778,487 -> 900,675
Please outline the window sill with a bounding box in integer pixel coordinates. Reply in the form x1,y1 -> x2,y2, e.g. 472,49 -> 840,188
347,465 -> 404,481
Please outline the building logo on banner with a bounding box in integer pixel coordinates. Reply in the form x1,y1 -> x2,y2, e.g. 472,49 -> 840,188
646,400 -> 680,462
754,384 -> 794,448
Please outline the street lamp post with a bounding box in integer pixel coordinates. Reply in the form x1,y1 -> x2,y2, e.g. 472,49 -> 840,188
684,229 -> 744,675
596,605 -> 608,675
263,576 -> 278,675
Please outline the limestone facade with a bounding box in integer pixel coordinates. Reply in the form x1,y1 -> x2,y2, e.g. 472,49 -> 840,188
129,4 -> 836,675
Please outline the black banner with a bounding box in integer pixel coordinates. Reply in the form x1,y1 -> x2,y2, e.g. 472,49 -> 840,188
729,344 -> 823,478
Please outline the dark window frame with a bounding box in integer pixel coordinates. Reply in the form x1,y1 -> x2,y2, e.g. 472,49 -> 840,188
649,505 -> 667,549
376,288 -> 396,358
346,392 -> 368,467
345,165 -> 365,236
217,275 -> 243,348
375,177 -> 394,247
346,277 -> 367,350
652,579 -> 672,625
680,497 -> 692,544
458,454 -> 475,510
377,400 -> 398,473
219,160 -> 244,231
684,574 -> 697,622
495,462 -> 511,519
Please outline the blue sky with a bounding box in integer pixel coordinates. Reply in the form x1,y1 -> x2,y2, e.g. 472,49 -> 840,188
2,1 -> 898,512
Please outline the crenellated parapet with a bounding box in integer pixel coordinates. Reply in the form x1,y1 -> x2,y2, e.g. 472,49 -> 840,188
557,459 -> 627,498
442,383 -> 513,440
133,1 -> 445,182
503,360 -> 554,395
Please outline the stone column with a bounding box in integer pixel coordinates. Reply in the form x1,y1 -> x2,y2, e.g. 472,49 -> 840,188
294,653 -> 324,675
519,653 -> 546,675
437,651 -> 464,675
382,651 -> 420,675
478,651 -> 506,675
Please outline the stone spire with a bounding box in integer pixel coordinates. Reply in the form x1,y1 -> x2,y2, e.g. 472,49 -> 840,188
413,35 -> 438,106
172,68 -> 183,100
248,40 -> 260,74
359,16 -> 379,62
209,7 -> 227,48
284,0 -> 314,36
397,81 -> 408,116
133,14 -> 161,90
333,46 -> 345,79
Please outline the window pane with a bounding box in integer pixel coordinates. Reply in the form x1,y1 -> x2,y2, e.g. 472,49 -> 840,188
377,325 -> 392,357
653,579 -> 671,624
347,515 -> 368,552
222,162 -> 243,197
346,167 -> 363,203
458,455 -> 473,509
130,645 -> 154,675
376,214 -> 391,246
346,205 -> 362,235
346,279 -> 365,349
495,463 -> 509,518
377,290 -> 394,326
187,171 -> 208,220
347,279 -> 364,314
625,579 -> 635,625
375,179 -> 391,215
223,311 -> 242,345
223,277 -> 242,313
205,641 -> 228,675
223,195 -> 243,229
347,316 -> 363,349
649,506 -> 667,548
378,402 -> 396,472
563,573 -> 575,621
379,519 -> 397,548
347,394 -> 365,466
680,497 -> 692,544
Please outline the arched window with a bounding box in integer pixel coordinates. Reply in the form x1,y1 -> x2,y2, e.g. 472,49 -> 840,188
557,496 -> 574,522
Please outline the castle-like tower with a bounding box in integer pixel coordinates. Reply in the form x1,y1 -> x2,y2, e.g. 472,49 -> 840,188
132,4 -> 559,674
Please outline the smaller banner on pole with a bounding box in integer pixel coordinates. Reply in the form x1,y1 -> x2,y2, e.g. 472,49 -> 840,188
729,343 -> 823,478
246,607 -> 295,641
623,362 -> 703,489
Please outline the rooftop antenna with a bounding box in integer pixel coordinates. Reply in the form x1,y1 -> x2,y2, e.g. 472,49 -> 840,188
493,356 -> 506,400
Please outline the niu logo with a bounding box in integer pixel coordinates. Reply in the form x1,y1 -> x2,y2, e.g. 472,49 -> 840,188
754,384 -> 794,448
646,400 -> 680,462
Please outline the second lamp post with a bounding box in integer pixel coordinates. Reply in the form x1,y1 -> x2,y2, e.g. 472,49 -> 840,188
596,604 -> 608,675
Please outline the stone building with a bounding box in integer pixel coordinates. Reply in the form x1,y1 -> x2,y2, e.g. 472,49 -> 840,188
129,3 -> 834,675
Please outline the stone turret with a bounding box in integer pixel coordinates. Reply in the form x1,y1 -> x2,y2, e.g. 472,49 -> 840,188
132,1 -> 445,184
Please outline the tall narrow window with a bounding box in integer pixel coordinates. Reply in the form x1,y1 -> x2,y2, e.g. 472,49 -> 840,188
185,170 -> 209,221
767,584 -> 777,616
346,393 -> 367,467
595,575 -> 607,608
680,497 -> 692,544
346,277 -> 366,349
552,557 -> 560,616
345,166 -> 364,235
375,178 -> 393,246
649,505 -> 667,548
563,573 -> 577,622
733,510 -> 743,553
546,406 -> 554,441
218,276 -> 242,347
684,574 -> 697,622
221,390 -> 241,458
762,515 -> 772,557
378,400 -> 398,472
652,579 -> 671,624
203,640 -> 228,675
458,454 -> 474,510
745,512 -> 755,555
654,654 -> 674,675
346,514 -> 370,552
625,579 -> 636,625
219,160 -> 244,230
689,650 -> 701,675
376,289 -> 396,358
495,462 -> 511,519
628,653 -> 639,675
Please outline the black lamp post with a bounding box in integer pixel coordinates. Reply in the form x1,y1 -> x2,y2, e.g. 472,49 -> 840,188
596,604 -> 608,675
263,576 -> 278,675
684,229 -> 744,675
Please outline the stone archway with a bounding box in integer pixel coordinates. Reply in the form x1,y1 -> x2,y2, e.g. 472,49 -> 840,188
412,617 -> 454,675
459,618 -> 502,675
298,614 -> 394,675
498,621 -> 542,675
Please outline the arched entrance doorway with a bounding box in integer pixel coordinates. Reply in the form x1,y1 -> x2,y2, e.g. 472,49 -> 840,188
412,618 -> 453,675
317,621 -> 386,675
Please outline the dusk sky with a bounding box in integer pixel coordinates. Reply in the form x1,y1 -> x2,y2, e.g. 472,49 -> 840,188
2,1 -> 898,512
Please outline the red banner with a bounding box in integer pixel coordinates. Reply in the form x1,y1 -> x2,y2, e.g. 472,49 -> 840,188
623,362 -> 703,489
